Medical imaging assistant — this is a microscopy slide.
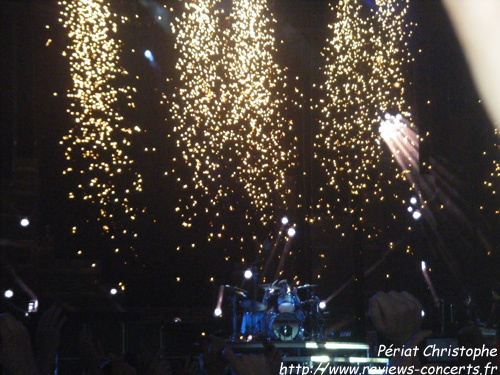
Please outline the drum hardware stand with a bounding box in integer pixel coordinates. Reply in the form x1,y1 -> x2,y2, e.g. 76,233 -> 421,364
231,292 -> 238,342
221,285 -> 247,342
308,298 -> 326,341
296,296 -> 326,341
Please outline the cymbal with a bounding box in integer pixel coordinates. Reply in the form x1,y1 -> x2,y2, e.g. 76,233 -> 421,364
297,284 -> 318,289
240,300 -> 266,312
260,284 -> 280,290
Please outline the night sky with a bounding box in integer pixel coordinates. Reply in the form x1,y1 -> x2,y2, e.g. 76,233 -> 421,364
1,0 -> 499,334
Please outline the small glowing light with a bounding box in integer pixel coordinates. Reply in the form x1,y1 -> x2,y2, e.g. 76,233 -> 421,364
287,227 -> 296,238
410,197 -> 418,205
4,289 -> 14,299
214,308 -> 223,317
110,288 -> 118,295
412,210 -> 422,220
421,310 -> 426,317
144,49 -> 154,62
174,317 -> 182,323
421,261 -> 427,271
20,218 -> 30,227
407,206 -> 413,213
319,301 -> 327,309
281,216 -> 289,225
244,269 -> 253,279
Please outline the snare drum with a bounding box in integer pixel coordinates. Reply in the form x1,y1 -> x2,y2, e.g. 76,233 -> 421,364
270,312 -> 301,341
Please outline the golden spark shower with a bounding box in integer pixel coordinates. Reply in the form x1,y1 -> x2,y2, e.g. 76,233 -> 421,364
59,0 -> 143,246
170,0 -> 296,243
314,0 -> 415,240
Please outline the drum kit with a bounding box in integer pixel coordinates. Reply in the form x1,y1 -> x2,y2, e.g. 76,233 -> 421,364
237,283 -> 325,341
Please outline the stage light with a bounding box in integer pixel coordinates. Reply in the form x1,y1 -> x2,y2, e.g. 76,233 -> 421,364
28,300 -> 38,313
287,227 -> 296,238
110,288 -> 118,295
244,269 -> 253,279
410,196 -> 418,205
144,49 -> 154,62
412,210 -> 422,220
319,301 -> 326,309
312,356 -> 331,363
214,308 -> 222,317
20,218 -> 30,227
4,289 -> 14,299
421,261 -> 427,271
281,216 -> 289,225
407,206 -> 413,212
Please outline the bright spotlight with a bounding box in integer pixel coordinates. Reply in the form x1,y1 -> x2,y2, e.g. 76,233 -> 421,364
412,210 -> 422,220
319,301 -> 326,309
244,269 -> 253,279
214,308 -> 222,317
281,216 -> 289,225
4,289 -> 14,299
20,218 -> 30,227
421,261 -> 427,271
410,197 -> 418,205
407,206 -> 413,213
110,288 -> 118,295
144,49 -> 154,62
379,115 -> 399,140
287,227 -> 296,238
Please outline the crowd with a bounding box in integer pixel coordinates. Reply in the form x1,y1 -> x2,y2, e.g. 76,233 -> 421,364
1,289 -> 499,375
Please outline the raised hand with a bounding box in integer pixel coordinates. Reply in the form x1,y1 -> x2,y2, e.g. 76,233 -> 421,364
368,291 -> 424,346
223,346 -> 274,375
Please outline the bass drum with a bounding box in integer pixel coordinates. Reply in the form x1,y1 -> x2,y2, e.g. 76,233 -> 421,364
270,313 -> 301,341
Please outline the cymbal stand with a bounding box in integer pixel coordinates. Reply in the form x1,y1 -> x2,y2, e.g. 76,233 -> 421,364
231,292 -> 238,341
